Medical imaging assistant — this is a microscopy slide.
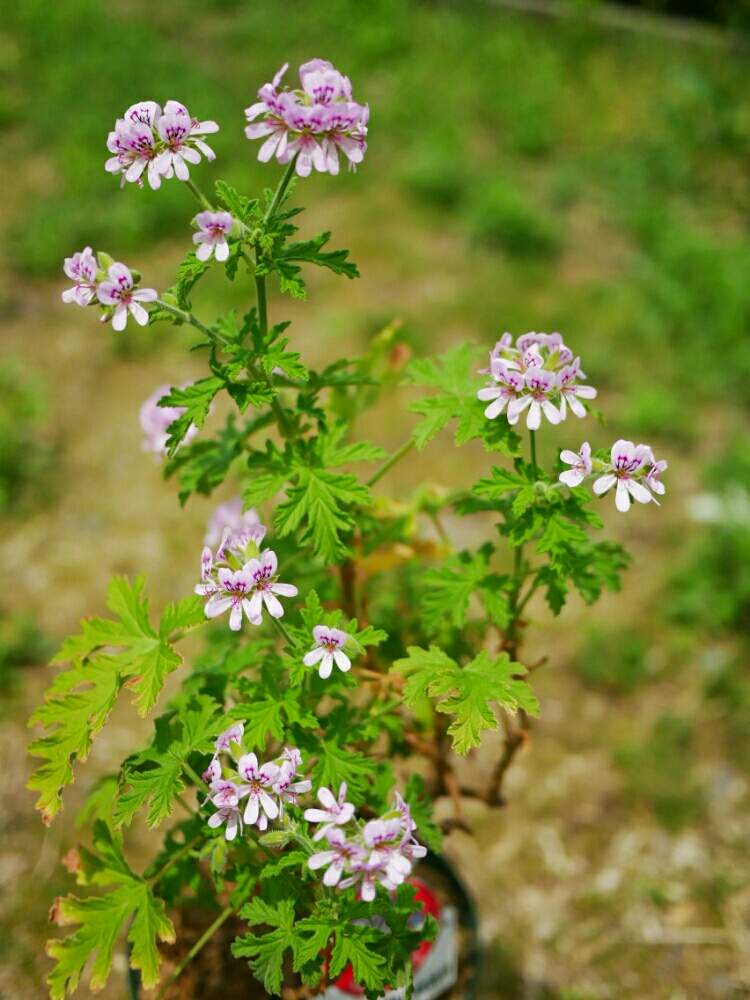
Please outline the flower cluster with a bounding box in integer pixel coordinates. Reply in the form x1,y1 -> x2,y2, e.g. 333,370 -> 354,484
204,724 -> 310,841
195,509 -> 296,630
105,100 -> 218,190
303,625 -> 353,679
560,439 -> 667,513
244,59 -> 368,177
62,249 -> 157,331
477,331 -> 596,430
306,786 -> 426,902
139,384 -> 198,458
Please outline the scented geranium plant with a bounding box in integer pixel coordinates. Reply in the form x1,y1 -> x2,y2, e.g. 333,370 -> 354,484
30,58 -> 667,1000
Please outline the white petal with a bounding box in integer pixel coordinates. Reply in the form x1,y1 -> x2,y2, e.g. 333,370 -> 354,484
333,649 -> 351,672
627,480 -> 653,505
304,647 -> 326,666
244,796 -> 259,825
319,655 -> 334,679
263,591 -> 284,618
593,474 -> 616,496
559,469 -> 584,488
229,603 -> 243,631
615,480 -> 631,512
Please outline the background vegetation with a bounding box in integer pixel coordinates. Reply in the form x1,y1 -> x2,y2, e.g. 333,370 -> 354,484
2,1 -> 748,997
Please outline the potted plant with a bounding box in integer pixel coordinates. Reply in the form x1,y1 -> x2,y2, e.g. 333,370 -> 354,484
30,57 -> 667,1000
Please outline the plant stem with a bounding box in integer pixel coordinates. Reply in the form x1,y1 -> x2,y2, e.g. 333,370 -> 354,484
271,615 -> 293,646
367,438 -> 415,488
184,177 -> 214,212
251,161 -> 300,440
156,904 -> 235,1000
154,298 -> 216,339
147,832 -> 201,886
263,157 -> 298,224
182,760 -> 207,790
529,428 -> 538,478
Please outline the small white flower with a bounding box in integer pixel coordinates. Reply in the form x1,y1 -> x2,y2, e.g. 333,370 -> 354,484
96,263 -> 157,331
193,210 -> 234,262
559,442 -> 592,488
593,439 -> 656,513
304,783 -> 355,840
303,626 -> 351,679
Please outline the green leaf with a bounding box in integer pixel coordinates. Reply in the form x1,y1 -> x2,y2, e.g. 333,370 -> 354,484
421,547 -> 505,631
167,416 -> 247,505
46,823 -> 174,998
28,578 -> 200,823
215,180 -> 257,223
473,466 -> 527,501
174,252 -> 211,309
233,898 -> 297,996
393,646 -> 538,755
329,929 -> 387,990
273,231 -> 359,298
159,377 -> 223,456
113,696 -> 220,828
405,344 -> 486,450
312,739 -> 375,798
275,468 -> 371,562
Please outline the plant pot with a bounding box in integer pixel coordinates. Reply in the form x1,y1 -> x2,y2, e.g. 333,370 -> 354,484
128,852 -> 480,1000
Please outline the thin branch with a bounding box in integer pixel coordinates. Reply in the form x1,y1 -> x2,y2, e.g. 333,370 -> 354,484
367,438 -> 415,488
156,904 -> 235,1000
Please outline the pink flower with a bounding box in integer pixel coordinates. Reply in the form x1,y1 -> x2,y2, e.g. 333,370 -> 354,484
303,626 -> 352,679
304,783 -> 355,840
273,751 -> 312,811
207,780 -> 244,841
478,332 -> 594,431
196,566 -> 260,631
306,789 -> 427,902
195,548 -> 297,630
237,753 -> 280,829
557,359 -> 597,419
645,455 -> 668,497
508,368 -> 561,430
105,99 -> 218,189
593,439 -> 657,513
62,247 -> 99,306
477,360 -> 524,420
243,549 -> 298,622
214,721 -> 245,754
308,828 -> 365,887
559,442 -> 592,488
96,263 -> 157,331
244,58 -> 368,177
193,211 -> 234,262
139,383 -> 198,457
204,498 -> 267,558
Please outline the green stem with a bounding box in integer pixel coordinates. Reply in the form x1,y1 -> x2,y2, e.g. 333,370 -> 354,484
147,832 -> 201,886
184,177 -> 214,212
156,904 -> 235,1000
367,438 -> 415,488
182,760 -> 207,790
529,428 -> 538,479
263,157 -> 298,224
271,615 -> 293,646
515,573 -> 541,621
154,299 -> 216,339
